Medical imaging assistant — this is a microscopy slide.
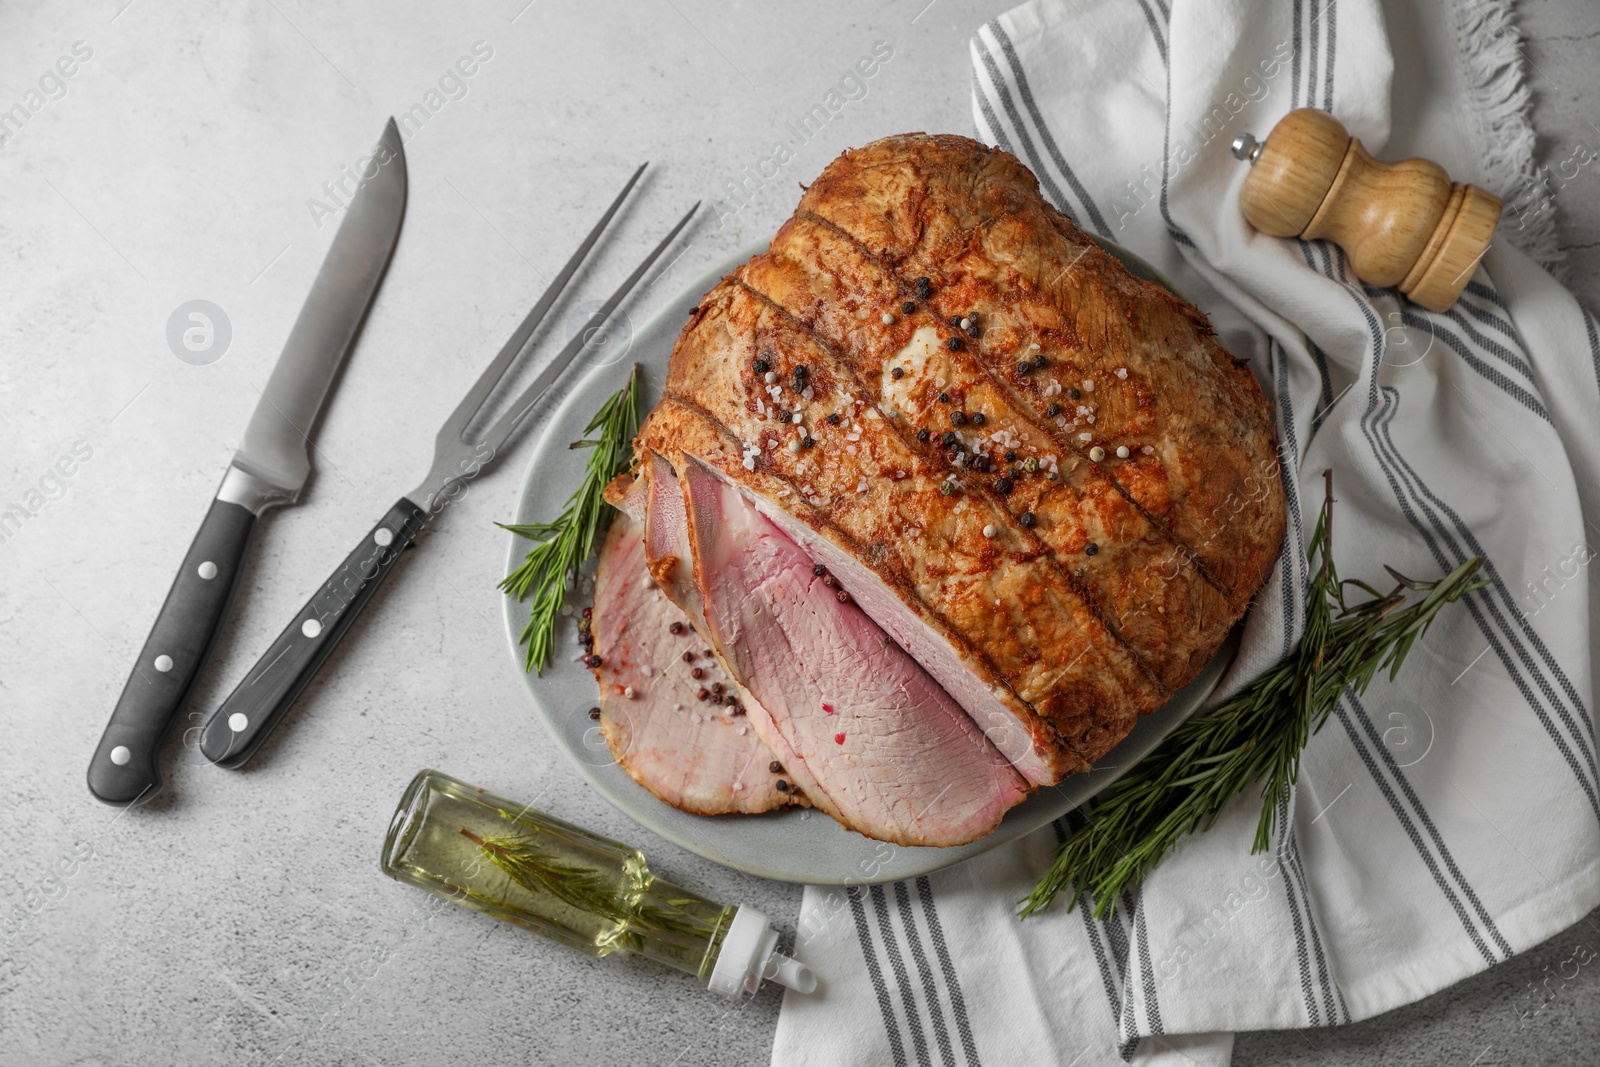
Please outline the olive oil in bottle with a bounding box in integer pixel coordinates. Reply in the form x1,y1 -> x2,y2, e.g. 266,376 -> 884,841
382,770 -> 815,995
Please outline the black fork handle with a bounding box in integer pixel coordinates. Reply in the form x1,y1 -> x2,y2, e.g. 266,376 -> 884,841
198,498 -> 426,767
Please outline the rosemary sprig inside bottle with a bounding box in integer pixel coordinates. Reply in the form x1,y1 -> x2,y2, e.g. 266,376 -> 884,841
1022,472 -> 1489,920
499,365 -> 641,674
459,827 -> 729,952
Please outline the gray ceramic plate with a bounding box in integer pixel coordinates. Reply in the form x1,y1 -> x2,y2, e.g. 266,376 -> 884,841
504,242 -> 1236,885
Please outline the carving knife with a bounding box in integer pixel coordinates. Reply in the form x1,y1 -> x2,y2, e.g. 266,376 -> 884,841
87,118 -> 408,806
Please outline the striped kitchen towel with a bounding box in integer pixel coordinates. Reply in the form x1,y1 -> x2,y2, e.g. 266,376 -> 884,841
771,0 -> 1600,1064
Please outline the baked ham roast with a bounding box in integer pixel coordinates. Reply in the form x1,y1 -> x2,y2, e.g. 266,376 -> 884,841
592,133 -> 1285,846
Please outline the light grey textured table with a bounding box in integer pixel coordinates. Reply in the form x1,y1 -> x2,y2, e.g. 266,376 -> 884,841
0,2 -> 1594,1065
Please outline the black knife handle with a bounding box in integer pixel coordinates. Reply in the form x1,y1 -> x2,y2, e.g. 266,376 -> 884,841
200,497 -> 427,767
87,498 -> 258,805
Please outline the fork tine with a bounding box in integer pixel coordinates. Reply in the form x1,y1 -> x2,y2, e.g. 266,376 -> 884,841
437,162 -> 648,445
477,200 -> 701,454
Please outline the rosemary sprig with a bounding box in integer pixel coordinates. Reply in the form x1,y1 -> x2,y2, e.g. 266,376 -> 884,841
499,365 -> 641,674
1022,472 -> 1489,920
460,828 -> 722,947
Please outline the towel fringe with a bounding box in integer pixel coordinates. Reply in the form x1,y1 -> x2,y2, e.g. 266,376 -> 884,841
1448,0 -> 1562,269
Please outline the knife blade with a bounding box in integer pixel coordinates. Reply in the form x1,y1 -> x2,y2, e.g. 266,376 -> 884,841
87,118 -> 409,806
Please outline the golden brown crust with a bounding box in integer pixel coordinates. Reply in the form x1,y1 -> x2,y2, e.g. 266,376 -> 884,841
639,134 -> 1285,781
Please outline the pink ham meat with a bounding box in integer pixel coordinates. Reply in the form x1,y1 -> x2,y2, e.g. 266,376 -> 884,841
636,453 -> 839,820
590,509 -> 797,815
680,456 -> 1028,846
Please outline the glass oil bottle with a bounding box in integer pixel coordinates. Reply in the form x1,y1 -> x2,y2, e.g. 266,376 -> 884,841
382,770 -> 815,996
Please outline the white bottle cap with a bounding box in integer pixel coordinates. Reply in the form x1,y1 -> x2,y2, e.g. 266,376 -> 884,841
707,905 -> 817,997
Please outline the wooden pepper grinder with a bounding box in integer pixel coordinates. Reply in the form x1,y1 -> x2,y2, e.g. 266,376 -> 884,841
1230,108 -> 1502,312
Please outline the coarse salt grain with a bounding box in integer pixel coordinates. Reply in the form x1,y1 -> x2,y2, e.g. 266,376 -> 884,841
742,456 -> 756,471
1143,444 -> 1155,454
792,412 -> 803,424
802,386 -> 814,400
1079,432 -> 1093,441
623,686 -> 635,699
1116,367 -> 1128,379
1083,379 -> 1095,391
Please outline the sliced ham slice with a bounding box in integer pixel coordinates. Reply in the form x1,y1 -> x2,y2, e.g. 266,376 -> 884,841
590,510 -> 798,815
639,451 -> 846,824
680,456 -> 1028,846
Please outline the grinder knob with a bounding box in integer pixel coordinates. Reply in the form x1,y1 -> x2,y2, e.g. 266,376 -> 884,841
1231,108 -> 1501,312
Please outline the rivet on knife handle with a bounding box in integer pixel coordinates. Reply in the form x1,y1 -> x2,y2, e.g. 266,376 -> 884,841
87,497 -> 257,805
199,498 -> 427,767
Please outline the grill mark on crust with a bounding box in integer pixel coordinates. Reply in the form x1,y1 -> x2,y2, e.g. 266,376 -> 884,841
796,205 -> 1234,602
652,390 -> 1090,770
730,271 -> 1171,703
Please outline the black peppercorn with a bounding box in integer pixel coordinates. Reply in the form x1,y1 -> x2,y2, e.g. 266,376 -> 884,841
970,412 -> 986,427
836,589 -> 851,603
946,336 -> 962,351
802,435 -> 815,449
901,301 -> 916,314
822,575 -> 837,588
793,365 -> 808,381
941,430 -> 958,447
916,428 -> 930,442
697,688 -> 710,701
1046,403 -> 1062,417
1016,360 -> 1032,375
915,276 -> 932,298
938,392 -> 950,403
587,655 -> 603,668
950,411 -> 967,427
965,321 -> 981,339
669,620 -> 685,635
891,367 -> 904,380
827,412 -> 842,425
1004,449 -> 1017,462
1020,512 -> 1037,528
1030,353 -> 1047,369
813,563 -> 827,576
704,649 -> 714,659
770,761 -> 784,774
973,455 -> 992,472
948,315 -> 962,327
691,667 -> 704,680
588,707 -> 601,720
1068,387 -> 1081,400
776,779 -> 791,793
752,358 -> 770,373
1085,542 -> 1100,556
995,477 -> 1013,494
682,650 -> 695,663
